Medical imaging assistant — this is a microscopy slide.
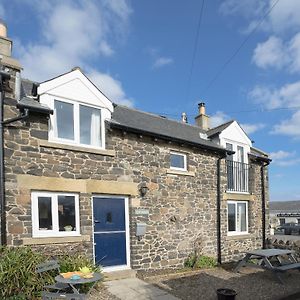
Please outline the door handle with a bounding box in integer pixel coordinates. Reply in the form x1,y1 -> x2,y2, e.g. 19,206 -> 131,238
94,220 -> 100,223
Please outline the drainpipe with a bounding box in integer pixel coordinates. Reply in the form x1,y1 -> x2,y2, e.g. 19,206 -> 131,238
217,154 -> 226,264
0,70 -> 29,246
261,160 -> 270,249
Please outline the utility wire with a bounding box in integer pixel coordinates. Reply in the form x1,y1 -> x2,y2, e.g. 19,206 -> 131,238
151,105 -> 300,118
200,0 -> 280,95
185,0 -> 205,102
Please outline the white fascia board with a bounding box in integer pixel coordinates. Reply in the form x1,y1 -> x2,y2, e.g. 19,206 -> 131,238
38,69 -> 114,113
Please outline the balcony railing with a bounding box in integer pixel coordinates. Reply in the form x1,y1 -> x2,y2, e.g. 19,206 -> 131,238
226,160 -> 249,193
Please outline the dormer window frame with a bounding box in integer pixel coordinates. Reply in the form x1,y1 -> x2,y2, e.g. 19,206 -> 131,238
48,95 -> 106,150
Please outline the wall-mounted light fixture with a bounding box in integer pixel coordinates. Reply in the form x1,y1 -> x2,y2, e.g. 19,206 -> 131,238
139,182 -> 149,197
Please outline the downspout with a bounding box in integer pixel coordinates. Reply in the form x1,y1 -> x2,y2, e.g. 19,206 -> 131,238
0,70 -> 30,246
261,160 -> 270,249
217,154 -> 226,264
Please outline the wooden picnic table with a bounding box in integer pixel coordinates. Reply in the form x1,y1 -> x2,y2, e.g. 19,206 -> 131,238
234,249 -> 300,284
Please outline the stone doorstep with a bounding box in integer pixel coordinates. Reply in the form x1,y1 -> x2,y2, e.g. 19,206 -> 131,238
104,269 -> 137,281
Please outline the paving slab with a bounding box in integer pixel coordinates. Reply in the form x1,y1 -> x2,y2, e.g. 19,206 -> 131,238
105,277 -> 180,300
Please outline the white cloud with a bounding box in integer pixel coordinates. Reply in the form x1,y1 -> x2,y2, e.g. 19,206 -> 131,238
249,82 -> 300,138
271,110 -> 300,138
252,33 -> 300,73
270,150 -> 295,160
252,36 -> 288,69
14,0 -> 133,106
220,0 -> 300,34
152,57 -> 173,69
249,81 -> 300,109
210,111 -> 230,128
270,150 -> 300,166
241,123 -> 265,134
88,70 -> 134,107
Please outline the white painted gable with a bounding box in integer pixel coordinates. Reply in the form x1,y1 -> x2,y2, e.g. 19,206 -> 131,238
38,69 -> 114,113
220,121 -> 252,146
219,121 -> 252,163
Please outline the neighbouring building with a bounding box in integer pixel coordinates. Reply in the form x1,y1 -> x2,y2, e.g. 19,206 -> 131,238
0,21 -> 271,272
269,201 -> 300,228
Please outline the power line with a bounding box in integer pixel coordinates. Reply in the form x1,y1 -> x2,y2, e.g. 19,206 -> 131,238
185,0 -> 205,102
200,0 -> 280,95
150,105 -> 300,119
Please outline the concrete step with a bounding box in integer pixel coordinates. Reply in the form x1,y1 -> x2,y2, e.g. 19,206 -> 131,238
104,269 -> 137,281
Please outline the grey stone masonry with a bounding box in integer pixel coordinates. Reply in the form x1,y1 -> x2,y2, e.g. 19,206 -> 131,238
3,93 -> 269,269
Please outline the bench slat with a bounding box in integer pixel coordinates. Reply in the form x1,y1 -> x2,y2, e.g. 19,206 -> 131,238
275,262 -> 300,271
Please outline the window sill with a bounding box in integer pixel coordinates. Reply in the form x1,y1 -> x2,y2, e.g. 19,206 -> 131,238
39,140 -> 115,156
166,169 -> 195,177
22,235 -> 90,245
226,233 -> 254,240
223,192 -> 254,201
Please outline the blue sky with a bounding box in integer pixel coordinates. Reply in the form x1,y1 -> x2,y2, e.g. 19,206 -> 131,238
1,0 -> 300,201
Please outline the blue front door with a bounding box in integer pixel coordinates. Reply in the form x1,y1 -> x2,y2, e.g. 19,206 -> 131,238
93,197 -> 127,268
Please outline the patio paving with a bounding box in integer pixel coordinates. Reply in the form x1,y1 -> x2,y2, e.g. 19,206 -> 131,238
104,278 -> 180,300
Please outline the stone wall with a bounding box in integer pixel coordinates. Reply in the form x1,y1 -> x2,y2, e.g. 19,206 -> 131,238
3,96 -> 269,269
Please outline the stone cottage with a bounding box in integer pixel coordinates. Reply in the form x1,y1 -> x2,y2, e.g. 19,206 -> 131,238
0,21 -> 271,272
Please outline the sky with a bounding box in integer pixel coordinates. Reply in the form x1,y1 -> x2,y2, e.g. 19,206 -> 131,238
1,0 -> 300,201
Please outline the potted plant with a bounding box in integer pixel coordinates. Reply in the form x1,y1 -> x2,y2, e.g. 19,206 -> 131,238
64,225 -> 73,231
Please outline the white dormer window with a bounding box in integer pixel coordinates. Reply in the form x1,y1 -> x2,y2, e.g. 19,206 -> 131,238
50,98 -> 103,149
170,151 -> 187,171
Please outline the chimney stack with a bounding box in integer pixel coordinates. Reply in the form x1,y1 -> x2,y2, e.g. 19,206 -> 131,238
181,112 -> 188,123
0,19 -> 22,100
195,102 -> 210,130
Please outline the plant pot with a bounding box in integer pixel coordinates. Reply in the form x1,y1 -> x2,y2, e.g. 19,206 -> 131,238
216,288 -> 237,300
64,226 -> 73,231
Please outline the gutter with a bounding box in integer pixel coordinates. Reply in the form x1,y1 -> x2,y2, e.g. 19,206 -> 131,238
217,154 -> 227,264
261,160 -> 271,249
0,71 -> 52,246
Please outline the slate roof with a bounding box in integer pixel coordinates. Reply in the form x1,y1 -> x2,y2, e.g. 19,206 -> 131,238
18,79 -> 53,114
269,201 -> 300,213
207,120 -> 234,137
249,147 -> 271,162
110,105 -> 228,153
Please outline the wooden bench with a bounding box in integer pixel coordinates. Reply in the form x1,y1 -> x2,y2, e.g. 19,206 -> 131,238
274,262 -> 300,272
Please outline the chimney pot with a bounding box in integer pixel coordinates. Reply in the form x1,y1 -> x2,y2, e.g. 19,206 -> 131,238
198,102 -> 206,115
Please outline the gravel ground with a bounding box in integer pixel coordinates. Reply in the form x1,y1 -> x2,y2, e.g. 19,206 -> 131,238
88,283 -> 120,300
141,267 -> 300,300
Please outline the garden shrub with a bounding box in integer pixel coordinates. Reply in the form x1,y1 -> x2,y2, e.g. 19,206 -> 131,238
194,255 -> 217,269
184,252 -> 217,269
184,253 -> 197,268
0,246 -> 50,299
0,247 -> 102,299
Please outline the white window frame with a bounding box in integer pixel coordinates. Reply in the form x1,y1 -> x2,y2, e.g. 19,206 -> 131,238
170,151 -> 187,171
31,191 -> 80,238
48,96 -> 106,150
227,200 -> 248,236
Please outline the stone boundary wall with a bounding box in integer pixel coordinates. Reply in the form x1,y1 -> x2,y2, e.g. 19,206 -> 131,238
266,236 -> 300,259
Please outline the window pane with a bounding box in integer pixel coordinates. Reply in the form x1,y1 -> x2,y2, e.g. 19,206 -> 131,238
80,105 -> 101,147
237,146 -> 244,163
228,203 -> 236,232
58,196 -> 76,231
170,153 -> 185,169
38,197 -> 52,230
237,203 -> 247,232
55,100 -> 74,140
226,143 -> 233,161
